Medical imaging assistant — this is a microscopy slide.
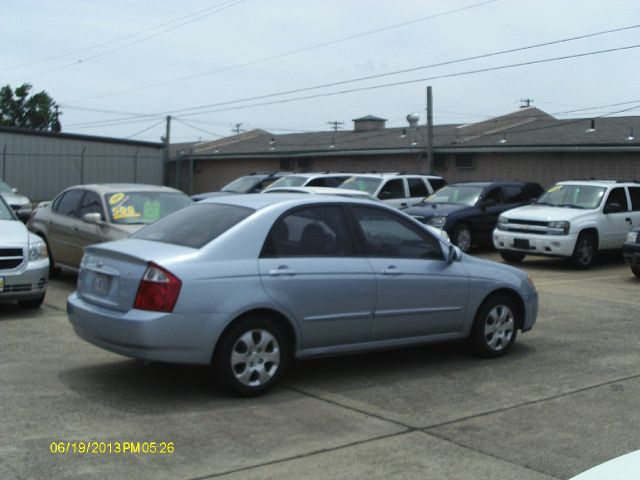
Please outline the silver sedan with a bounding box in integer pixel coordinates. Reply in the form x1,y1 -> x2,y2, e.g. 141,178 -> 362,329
67,194 -> 538,396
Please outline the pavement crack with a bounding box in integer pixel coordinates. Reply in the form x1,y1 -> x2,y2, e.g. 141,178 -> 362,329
421,429 -> 562,480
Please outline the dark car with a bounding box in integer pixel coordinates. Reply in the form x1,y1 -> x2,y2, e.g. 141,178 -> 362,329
403,181 -> 544,252
623,227 -> 640,278
191,172 -> 292,201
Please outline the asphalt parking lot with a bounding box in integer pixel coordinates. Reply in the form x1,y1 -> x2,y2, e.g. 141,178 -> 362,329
1,251 -> 639,480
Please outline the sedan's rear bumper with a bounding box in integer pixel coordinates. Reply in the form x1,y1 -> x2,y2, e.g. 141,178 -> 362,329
67,293 -> 224,365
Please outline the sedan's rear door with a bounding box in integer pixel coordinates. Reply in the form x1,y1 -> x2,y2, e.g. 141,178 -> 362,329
259,204 -> 376,350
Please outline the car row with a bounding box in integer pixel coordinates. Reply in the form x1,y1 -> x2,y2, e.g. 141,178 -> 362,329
67,193 -> 538,396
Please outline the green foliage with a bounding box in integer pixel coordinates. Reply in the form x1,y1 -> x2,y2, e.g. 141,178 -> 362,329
0,83 -> 58,131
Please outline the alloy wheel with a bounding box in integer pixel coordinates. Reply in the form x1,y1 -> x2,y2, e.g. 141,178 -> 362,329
230,329 -> 281,387
483,304 -> 515,352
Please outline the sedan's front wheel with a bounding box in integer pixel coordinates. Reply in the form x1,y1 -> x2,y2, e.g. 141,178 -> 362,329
213,316 -> 288,396
470,295 -> 519,357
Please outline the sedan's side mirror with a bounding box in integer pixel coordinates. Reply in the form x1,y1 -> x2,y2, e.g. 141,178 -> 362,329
11,187 -> 18,193
83,212 -> 103,224
447,244 -> 462,264
603,202 -> 623,214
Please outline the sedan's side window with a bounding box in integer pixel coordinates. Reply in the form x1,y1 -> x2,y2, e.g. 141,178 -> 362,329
351,206 -> 443,260
262,205 -> 355,258
55,189 -> 84,217
79,191 -> 105,220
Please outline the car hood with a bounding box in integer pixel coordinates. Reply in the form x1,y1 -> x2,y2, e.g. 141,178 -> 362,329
1,191 -> 30,207
404,202 -> 468,219
501,204 -> 594,222
0,219 -> 28,243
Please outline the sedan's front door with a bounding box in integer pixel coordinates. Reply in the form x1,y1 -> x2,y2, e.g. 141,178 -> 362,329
259,205 -> 376,351
350,206 -> 469,340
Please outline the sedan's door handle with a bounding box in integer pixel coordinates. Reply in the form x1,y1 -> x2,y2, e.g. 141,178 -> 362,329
269,265 -> 296,276
382,266 -> 403,275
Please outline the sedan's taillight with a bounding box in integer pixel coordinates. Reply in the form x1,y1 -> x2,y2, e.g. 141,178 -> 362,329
134,262 -> 181,312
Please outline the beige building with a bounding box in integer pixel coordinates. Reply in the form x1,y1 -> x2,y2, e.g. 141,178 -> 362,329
170,108 -> 640,194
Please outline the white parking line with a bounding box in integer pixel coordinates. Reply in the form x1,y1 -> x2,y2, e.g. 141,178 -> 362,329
535,274 -> 626,286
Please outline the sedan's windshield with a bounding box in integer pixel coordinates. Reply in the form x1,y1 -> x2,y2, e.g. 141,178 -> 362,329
424,185 -> 485,206
338,176 -> 383,195
104,191 -> 193,225
536,184 -> 606,209
221,176 -> 263,193
268,176 -> 308,188
132,204 -> 255,248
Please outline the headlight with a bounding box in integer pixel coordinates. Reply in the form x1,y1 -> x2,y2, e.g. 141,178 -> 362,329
28,240 -> 48,261
548,221 -> 570,235
497,216 -> 508,230
427,216 -> 447,228
626,231 -> 639,243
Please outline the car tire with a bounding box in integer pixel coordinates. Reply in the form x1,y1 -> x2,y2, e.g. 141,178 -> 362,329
500,251 -> 526,263
18,294 -> 45,309
453,224 -> 473,253
571,232 -> 596,269
212,316 -> 289,397
39,234 -> 61,278
470,294 -> 519,358
632,267 -> 640,279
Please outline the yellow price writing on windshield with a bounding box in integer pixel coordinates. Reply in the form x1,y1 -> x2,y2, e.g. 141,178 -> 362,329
112,205 -> 140,220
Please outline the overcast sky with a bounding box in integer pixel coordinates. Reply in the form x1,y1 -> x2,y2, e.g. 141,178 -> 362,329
3,0 -> 640,143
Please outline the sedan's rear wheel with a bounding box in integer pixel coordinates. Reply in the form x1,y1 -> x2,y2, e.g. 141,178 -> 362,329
470,294 -> 518,357
213,316 -> 288,396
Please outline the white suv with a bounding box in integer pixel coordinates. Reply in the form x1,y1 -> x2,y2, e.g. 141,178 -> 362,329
338,173 -> 447,208
265,172 -> 354,190
493,180 -> 640,268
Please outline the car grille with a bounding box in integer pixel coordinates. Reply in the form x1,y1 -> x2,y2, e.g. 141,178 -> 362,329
501,219 -> 551,235
3,283 -> 31,292
0,248 -> 24,269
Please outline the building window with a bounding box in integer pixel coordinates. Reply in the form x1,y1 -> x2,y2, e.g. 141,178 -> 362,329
455,154 -> 474,169
280,159 -> 293,170
433,154 -> 447,170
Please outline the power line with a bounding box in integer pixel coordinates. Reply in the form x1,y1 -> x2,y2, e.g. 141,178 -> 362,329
62,0 -> 503,105
173,117 -> 225,138
21,0 -> 250,82
125,119 -> 165,139
63,25 -> 640,128
3,0 -> 247,72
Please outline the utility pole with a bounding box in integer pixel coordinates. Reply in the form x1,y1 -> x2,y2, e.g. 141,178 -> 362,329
232,123 -> 245,135
164,115 -> 171,187
327,121 -> 344,132
520,98 -> 534,109
426,86 -> 434,174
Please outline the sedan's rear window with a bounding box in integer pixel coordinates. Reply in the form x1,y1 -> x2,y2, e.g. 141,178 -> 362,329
132,204 -> 255,248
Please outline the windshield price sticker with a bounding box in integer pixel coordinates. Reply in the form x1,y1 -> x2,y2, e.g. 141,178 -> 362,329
108,193 -> 126,205
142,200 -> 161,222
111,205 -> 141,220
547,185 -> 564,193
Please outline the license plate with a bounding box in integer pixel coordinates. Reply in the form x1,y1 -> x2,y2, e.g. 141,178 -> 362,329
92,273 -> 112,296
0,277 -> 4,292
514,238 -> 530,249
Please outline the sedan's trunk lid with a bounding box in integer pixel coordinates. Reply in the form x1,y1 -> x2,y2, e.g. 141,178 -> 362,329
77,239 -> 196,312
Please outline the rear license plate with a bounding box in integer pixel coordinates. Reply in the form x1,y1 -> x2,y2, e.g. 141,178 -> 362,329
92,273 -> 112,296
514,238 -> 530,249
0,277 -> 4,292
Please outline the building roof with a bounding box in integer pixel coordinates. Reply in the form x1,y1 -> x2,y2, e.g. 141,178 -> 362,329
175,108 -> 640,160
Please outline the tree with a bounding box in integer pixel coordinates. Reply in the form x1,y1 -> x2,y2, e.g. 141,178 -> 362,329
0,83 -> 59,131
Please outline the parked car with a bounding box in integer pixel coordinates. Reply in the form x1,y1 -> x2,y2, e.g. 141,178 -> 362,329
0,194 -> 48,308
264,172 -> 354,190
337,173 -> 447,208
494,180 -> 640,268
569,450 -> 640,479
191,171 -> 292,201
403,181 -> 544,252
623,227 -> 640,278
0,179 -> 30,213
68,194 -> 538,396
29,183 -> 192,275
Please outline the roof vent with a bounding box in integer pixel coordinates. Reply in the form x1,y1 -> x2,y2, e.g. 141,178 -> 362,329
407,113 -> 420,127
352,115 -> 387,132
